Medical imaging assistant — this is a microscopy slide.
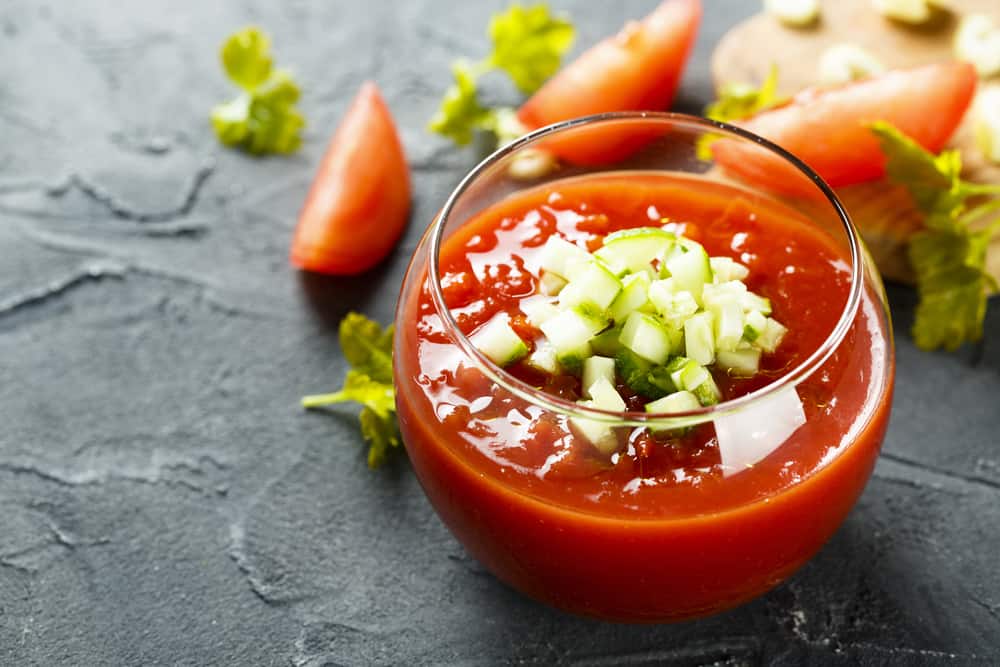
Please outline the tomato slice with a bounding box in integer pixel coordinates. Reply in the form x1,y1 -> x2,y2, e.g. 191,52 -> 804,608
290,82 -> 411,275
515,0 -> 701,165
717,62 -> 977,189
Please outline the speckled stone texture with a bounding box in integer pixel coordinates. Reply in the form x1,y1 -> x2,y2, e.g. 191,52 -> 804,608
1,1 -> 998,665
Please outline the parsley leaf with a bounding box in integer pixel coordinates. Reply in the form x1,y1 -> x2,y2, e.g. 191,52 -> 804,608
429,4 -> 574,147
211,27 -> 305,155
488,4 -> 574,95
871,121 -> 1000,351
698,65 -> 786,160
302,313 -> 400,468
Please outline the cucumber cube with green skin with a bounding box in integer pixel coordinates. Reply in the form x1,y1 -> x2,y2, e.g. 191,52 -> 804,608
710,298 -> 745,352
664,240 -> 713,302
526,340 -> 561,375
740,292 -> 772,316
744,310 -> 768,342
519,294 -> 560,328
608,272 -> 652,323
709,256 -> 750,282
755,317 -> 788,353
559,261 -> 623,312
570,402 -> 620,455
594,227 -> 676,276
539,271 -> 568,296
539,307 -> 607,357
702,280 -> 747,309
586,376 -> 627,412
692,373 -> 722,406
666,356 -> 692,388
469,314 -> 529,367
717,348 -> 761,376
615,348 -> 667,400
582,356 -> 616,397
645,390 -> 701,434
684,311 -> 715,365
590,325 -> 623,356
620,311 -> 674,365
538,236 -> 592,280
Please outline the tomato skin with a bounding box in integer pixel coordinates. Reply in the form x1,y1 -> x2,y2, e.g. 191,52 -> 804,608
724,62 -> 977,188
517,0 -> 701,143
290,82 -> 411,275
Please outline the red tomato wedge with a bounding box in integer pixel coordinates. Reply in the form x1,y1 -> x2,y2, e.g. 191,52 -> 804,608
715,62 -> 977,190
516,0 -> 701,165
290,82 -> 411,275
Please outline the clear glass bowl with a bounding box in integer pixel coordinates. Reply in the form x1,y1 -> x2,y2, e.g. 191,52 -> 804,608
393,113 -> 894,622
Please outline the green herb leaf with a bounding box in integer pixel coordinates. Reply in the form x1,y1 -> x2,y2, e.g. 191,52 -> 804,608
212,27 -> 305,154
488,4 -> 574,95
705,64 -> 785,124
302,313 -> 400,468
220,27 -> 273,90
428,61 -> 494,146
429,4 -> 574,147
872,121 -> 1000,351
698,65 -> 786,160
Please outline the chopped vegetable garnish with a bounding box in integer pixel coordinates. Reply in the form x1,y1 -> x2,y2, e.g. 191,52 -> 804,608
872,122 -> 1000,351
764,0 -> 820,27
818,44 -> 885,86
211,27 -> 305,155
698,65 -> 785,160
955,14 -> 1000,79
428,4 -> 574,147
302,313 -> 400,468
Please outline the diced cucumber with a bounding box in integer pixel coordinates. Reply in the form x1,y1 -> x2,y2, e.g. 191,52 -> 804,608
587,376 -> 627,412
649,281 -> 699,329
469,314 -> 528,367
608,272 -> 652,323
710,298 -> 745,352
594,227 -> 676,276
539,271 -> 567,296
590,325 -> 623,357
743,310 -> 767,342
702,280 -> 747,308
740,292 -> 772,316
559,261 -> 623,311
717,348 -> 761,376
616,348 -> 669,400
526,341 -> 561,375
664,239 -> 713,301
538,236 -> 592,280
570,403 -> 619,455
646,390 -> 701,414
710,256 -> 750,282
754,317 -> 788,353
539,306 -> 608,372
582,356 -> 616,397
620,311 -> 674,365
684,311 -> 715,366
692,374 -> 722,406
519,295 -> 559,328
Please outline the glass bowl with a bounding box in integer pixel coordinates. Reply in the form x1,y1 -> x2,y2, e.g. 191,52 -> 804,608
393,113 -> 894,622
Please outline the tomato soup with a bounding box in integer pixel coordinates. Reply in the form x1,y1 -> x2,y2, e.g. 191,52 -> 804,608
394,173 -> 893,621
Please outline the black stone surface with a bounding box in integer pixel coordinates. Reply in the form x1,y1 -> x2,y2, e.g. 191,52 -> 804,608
1,1 -> 998,664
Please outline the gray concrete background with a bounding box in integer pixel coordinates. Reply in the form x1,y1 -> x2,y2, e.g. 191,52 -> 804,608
1,1 -> 998,664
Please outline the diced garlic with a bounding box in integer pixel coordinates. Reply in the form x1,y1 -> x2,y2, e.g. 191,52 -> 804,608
872,0 -> 932,24
764,0 -> 820,27
818,44 -> 886,86
955,14 -> 1000,79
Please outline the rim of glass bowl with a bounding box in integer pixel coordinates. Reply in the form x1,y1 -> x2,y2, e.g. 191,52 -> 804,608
427,112 -> 863,428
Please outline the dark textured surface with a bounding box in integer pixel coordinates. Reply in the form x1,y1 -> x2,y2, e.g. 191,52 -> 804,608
2,1 -> 998,665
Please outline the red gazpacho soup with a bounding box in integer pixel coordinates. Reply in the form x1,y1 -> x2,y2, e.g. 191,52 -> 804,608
394,172 -> 893,621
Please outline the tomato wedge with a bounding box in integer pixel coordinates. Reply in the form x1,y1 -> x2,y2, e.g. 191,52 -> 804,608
515,0 -> 701,165
716,62 -> 977,189
518,0 -> 701,128
290,82 -> 411,275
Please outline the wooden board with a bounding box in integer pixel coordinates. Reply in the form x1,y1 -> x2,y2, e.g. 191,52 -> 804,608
711,0 -> 1000,284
